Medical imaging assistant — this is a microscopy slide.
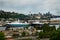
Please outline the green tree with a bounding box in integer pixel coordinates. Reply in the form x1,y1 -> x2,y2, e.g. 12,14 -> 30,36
38,24 -> 56,38
38,31 -> 46,38
0,32 -> 5,40
12,34 -> 19,38
42,24 -> 56,32
38,31 -> 51,38
50,28 -> 60,40
22,31 -> 26,37
42,24 -> 50,32
50,26 -> 56,31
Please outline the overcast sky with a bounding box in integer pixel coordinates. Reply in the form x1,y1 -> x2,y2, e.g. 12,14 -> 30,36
0,0 -> 60,15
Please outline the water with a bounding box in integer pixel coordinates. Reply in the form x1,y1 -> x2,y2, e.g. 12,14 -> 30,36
50,25 -> 60,30
0,27 -> 6,31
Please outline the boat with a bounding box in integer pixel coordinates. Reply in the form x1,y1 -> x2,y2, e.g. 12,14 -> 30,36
31,21 -> 44,27
6,20 -> 30,27
32,21 -> 44,24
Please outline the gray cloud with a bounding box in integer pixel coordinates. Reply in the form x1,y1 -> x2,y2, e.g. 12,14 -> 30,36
0,0 -> 60,15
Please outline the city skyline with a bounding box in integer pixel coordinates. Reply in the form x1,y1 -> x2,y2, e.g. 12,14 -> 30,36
0,0 -> 60,15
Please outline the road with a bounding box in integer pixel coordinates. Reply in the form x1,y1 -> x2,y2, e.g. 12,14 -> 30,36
15,36 -> 38,40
